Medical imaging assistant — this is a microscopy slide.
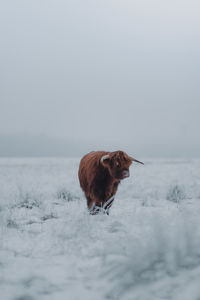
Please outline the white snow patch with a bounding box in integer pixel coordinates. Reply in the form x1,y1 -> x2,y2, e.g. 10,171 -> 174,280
0,158 -> 200,300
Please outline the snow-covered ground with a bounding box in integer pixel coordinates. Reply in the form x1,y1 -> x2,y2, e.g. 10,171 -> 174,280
1,157 -> 200,300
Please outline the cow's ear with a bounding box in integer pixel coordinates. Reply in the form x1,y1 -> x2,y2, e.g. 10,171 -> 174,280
100,155 -> 110,167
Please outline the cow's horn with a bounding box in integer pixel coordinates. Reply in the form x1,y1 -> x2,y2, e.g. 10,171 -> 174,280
101,155 -> 110,163
130,157 -> 144,165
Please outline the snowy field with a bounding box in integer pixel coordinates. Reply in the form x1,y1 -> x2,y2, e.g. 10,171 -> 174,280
1,157 -> 200,300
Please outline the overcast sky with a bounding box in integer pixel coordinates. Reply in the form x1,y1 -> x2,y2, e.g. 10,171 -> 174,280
0,0 -> 200,157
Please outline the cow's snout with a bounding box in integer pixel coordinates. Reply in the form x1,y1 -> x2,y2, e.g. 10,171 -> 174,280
122,169 -> 129,178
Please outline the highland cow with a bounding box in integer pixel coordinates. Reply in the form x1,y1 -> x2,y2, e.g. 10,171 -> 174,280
78,150 -> 143,215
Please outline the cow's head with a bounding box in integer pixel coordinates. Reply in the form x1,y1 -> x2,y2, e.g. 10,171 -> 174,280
100,150 -> 143,180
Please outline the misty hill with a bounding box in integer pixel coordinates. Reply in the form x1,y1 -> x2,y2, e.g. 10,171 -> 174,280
0,134 -> 88,157
0,134 -> 199,158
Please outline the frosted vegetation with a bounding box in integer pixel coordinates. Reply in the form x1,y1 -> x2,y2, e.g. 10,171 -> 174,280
0,158 -> 200,300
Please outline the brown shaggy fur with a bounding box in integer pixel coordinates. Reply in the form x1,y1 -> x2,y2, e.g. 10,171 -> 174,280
78,150 -> 133,215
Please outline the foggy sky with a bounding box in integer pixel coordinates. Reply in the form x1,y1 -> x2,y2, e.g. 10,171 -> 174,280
1,0 -> 200,157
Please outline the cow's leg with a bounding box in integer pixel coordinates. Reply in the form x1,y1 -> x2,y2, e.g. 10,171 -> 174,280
85,196 -> 98,214
86,196 -> 93,209
88,198 -> 114,215
104,198 -> 114,210
103,198 -> 114,215
86,191 -> 115,215
86,196 -> 107,215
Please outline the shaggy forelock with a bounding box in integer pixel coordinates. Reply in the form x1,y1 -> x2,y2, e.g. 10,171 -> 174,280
110,151 -> 131,164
